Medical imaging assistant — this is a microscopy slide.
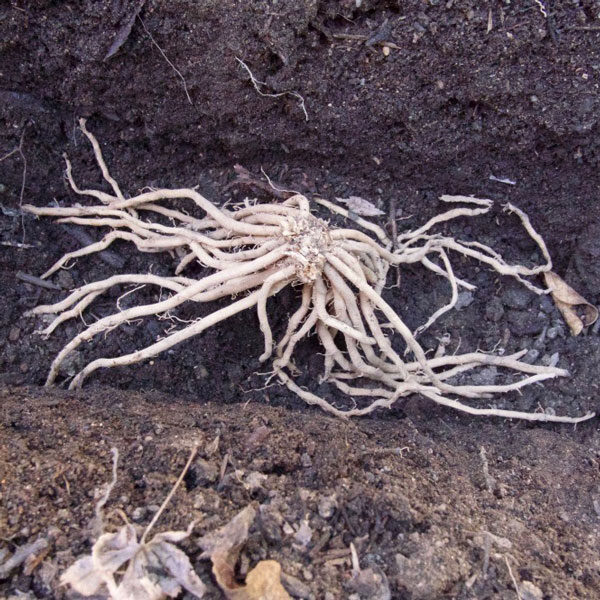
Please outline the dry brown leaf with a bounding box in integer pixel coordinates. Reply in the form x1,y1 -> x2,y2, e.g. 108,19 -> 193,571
224,560 -> 291,600
198,505 -> 290,600
544,271 -> 598,335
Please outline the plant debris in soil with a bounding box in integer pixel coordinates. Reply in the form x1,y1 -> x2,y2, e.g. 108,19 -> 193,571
2,386 -> 600,599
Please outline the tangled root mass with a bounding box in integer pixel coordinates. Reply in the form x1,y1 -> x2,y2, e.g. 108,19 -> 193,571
23,120 -> 595,424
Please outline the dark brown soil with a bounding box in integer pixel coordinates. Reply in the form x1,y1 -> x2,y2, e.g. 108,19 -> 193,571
1,1 -> 600,598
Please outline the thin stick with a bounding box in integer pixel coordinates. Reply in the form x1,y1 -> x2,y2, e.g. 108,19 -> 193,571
138,16 -> 193,105
0,124 -> 28,242
141,445 -> 198,544
504,555 -> 522,600
95,447 -> 120,525
16,271 -> 61,290
1,241 -> 35,249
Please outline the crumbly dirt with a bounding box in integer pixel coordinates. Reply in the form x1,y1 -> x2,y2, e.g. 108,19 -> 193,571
2,385 -> 600,600
1,1 -> 600,598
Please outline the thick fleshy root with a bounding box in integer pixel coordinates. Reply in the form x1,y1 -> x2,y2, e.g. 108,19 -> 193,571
22,120 -> 595,424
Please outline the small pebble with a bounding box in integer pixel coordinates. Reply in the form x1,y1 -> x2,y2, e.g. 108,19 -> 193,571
245,471 -> 267,491
502,287 -> 533,310
56,270 -> 74,290
56,508 -> 70,520
294,520 -> 313,547
195,365 -> 209,378
546,326 -> 560,339
523,349 -> 540,364
281,572 -> 311,599
520,581 -> 543,600
507,310 -> 546,336
318,494 -> 337,519
539,295 -> 554,313
8,327 -> 20,342
470,366 -> 497,386
193,458 -> 219,485
131,507 -> 147,522
545,352 -> 560,368
485,297 -> 504,322
455,291 -> 473,310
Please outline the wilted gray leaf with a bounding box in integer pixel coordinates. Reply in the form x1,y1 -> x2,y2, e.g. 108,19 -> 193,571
145,539 -> 207,598
60,555 -> 106,596
93,525 -> 139,572
336,196 -> 385,217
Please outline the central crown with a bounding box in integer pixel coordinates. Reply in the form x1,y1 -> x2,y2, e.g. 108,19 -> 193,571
280,214 -> 333,283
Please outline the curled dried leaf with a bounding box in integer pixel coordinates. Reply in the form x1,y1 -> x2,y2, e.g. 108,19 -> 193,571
336,196 -> 385,217
544,271 -> 598,335
198,505 -> 290,600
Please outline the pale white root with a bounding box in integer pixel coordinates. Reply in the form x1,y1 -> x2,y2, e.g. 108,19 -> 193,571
22,121 -> 595,424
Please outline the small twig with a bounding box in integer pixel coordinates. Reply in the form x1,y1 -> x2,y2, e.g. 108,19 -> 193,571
138,16 -> 192,105
0,538 -> 49,579
1,240 -> 35,249
389,198 -> 398,247
16,271 -> 61,290
63,225 -> 126,270
504,555 -> 522,600
389,199 -> 401,286
140,444 -> 198,544
0,124 -> 29,242
332,32 -> 400,49
479,446 -> 495,493
94,447 -> 120,534
236,57 -> 308,121
218,452 -> 230,488
570,25 -> 600,31
225,164 -> 290,200
332,33 -> 368,41
349,542 -> 360,573
482,531 -> 491,576
260,167 -> 301,196
360,445 -> 408,457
